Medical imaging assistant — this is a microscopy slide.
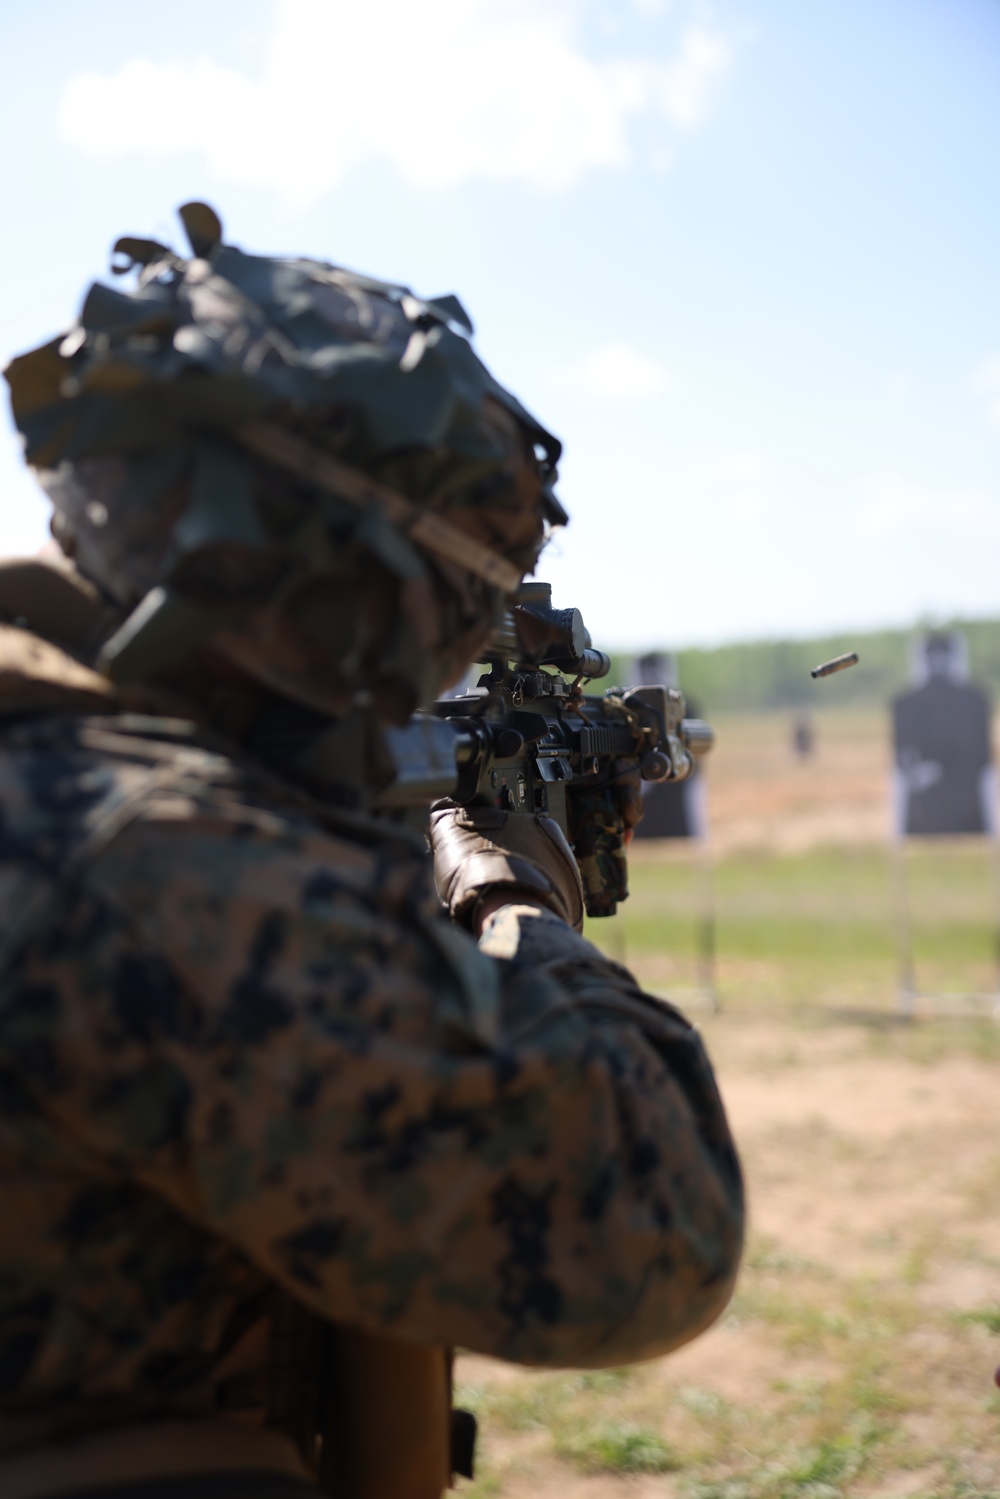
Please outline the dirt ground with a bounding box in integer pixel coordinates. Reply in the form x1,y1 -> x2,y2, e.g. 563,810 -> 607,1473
454,710 -> 1000,1498
456,1017 -> 1000,1497
703,708 -> 892,852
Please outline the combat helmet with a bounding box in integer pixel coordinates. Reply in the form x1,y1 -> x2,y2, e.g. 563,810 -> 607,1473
5,203 -> 565,741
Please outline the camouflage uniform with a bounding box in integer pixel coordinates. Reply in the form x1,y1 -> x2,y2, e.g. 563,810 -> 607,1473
0,206 -> 743,1485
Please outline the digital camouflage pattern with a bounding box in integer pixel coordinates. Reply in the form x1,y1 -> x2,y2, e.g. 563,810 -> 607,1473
4,204 -> 565,727
0,633 -> 743,1436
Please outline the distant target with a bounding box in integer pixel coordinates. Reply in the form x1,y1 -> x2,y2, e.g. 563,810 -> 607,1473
891,631 -> 995,837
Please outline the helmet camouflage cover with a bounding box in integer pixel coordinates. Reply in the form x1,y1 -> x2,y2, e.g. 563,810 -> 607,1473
5,202 -> 566,724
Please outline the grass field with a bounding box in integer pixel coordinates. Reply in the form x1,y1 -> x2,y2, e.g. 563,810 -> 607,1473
607,708 -> 1000,1012
600,839 -> 1000,1013
455,709 -> 1000,1499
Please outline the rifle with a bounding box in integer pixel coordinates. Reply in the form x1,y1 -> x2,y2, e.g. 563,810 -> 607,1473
375,582 -> 713,917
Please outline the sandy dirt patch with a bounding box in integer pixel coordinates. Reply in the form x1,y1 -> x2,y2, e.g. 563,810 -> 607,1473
456,1014 -> 1000,1498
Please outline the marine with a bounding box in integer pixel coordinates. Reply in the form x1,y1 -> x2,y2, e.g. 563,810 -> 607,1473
0,202 -> 744,1498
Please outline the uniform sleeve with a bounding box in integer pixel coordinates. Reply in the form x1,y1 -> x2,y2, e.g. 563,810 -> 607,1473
5,793 -> 743,1370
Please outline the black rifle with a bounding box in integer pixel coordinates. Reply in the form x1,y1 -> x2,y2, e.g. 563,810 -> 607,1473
375,583 -> 713,917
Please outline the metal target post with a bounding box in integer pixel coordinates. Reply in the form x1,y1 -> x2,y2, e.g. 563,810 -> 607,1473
628,650 -> 719,1014
630,752 -> 719,1015
890,835 -> 1000,1018
697,833 -> 719,1014
891,836 -> 916,1019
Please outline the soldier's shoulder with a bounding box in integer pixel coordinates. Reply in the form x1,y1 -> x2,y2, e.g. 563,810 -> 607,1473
0,708 -> 426,896
0,708 -> 243,832
0,710 -> 453,1032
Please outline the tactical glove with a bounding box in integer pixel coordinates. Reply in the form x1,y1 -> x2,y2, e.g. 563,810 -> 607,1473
429,804 -> 585,932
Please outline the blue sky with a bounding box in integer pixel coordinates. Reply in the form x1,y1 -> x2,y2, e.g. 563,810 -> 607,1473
2,0 -> 999,649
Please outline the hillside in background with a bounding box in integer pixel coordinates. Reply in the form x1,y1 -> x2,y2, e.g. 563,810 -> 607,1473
619,617 -> 1000,714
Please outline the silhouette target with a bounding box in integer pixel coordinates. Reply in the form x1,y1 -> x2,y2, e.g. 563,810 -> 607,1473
892,634 -> 993,837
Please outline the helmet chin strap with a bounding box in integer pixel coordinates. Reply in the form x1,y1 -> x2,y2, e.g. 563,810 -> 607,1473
238,422 -> 524,595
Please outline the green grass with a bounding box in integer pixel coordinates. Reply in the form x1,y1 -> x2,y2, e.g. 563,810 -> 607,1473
455,1368 -> 636,1434
627,614 -> 1000,714
456,1215 -> 997,1497
935,1481 -> 1000,1499
683,1422 -> 878,1499
587,841 -> 1000,1015
557,1420 -> 678,1474
956,1307 -> 1000,1335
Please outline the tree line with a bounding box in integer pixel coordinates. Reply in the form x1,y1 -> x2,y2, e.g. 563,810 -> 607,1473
610,617 -> 1000,714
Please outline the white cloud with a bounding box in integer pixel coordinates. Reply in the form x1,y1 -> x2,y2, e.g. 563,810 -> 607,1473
647,144 -> 676,173
855,472 -> 1000,540
57,0 -> 734,203
721,491 -> 766,523
704,451 -> 770,524
657,26 -> 732,128
710,451 -> 770,485
553,341 -> 672,399
882,369 -> 912,406
970,356 -> 1000,426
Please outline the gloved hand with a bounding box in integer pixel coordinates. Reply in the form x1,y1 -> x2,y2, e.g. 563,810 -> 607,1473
567,760 -> 645,918
429,804 -> 585,932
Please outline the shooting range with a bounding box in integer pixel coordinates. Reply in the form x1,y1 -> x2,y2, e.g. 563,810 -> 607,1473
3,2 -> 1000,1492
458,618 -> 1000,1498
